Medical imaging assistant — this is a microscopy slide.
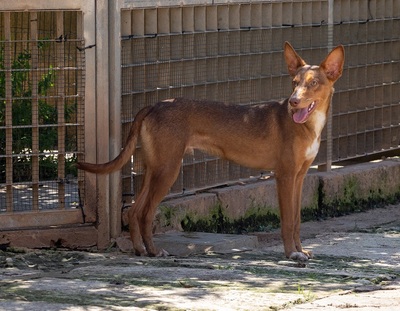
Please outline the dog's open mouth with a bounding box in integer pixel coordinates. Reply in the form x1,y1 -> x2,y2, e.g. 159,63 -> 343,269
292,101 -> 316,124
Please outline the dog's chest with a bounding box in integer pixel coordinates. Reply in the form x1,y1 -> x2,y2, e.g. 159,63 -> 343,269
305,138 -> 320,160
305,110 -> 326,160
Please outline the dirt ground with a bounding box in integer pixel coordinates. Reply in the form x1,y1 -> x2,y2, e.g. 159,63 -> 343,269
1,204 -> 400,311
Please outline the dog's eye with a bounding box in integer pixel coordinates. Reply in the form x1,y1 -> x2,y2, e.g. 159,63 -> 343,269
310,80 -> 318,87
292,80 -> 299,88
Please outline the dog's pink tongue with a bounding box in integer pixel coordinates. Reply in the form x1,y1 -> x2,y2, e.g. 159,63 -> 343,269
293,108 -> 309,123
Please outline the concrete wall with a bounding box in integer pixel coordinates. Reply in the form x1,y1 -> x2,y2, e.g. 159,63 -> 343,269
155,159 -> 400,233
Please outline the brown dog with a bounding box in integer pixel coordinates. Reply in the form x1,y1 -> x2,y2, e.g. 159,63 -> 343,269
78,42 -> 344,262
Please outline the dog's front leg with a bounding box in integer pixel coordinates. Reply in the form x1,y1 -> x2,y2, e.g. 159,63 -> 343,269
276,173 -> 309,263
293,171 -> 313,260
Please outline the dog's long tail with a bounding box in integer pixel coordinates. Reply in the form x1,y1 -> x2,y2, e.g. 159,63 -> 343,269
76,106 -> 152,174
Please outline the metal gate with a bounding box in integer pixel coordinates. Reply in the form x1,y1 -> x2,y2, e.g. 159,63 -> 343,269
0,1 -> 99,248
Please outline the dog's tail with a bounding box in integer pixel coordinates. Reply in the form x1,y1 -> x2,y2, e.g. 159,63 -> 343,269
76,106 -> 152,174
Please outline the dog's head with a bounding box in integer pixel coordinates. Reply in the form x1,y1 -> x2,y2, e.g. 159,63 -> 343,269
284,42 -> 345,124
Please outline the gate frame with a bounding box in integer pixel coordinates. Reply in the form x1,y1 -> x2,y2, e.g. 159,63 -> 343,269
0,0 -> 111,249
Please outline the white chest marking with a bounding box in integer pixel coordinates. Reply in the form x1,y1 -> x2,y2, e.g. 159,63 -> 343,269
305,110 -> 326,160
312,110 -> 327,137
305,138 -> 320,160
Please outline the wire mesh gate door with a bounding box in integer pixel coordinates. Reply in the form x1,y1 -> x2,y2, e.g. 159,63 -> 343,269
0,11 -> 88,230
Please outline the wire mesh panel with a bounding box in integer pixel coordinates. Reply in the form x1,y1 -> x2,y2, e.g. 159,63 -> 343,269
328,0 -> 400,162
121,0 -> 400,204
120,2 -> 329,200
0,11 -> 85,215
120,1 -> 399,201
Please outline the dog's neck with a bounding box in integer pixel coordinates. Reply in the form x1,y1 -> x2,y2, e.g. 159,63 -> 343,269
305,88 -> 334,138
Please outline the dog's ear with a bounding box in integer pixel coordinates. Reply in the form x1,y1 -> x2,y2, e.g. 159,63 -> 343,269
320,45 -> 345,82
284,42 -> 307,77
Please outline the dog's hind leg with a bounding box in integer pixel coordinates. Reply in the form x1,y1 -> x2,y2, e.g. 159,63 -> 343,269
128,175 -> 151,256
136,163 -> 182,256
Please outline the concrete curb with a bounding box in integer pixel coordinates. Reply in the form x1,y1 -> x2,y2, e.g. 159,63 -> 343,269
156,159 -> 400,233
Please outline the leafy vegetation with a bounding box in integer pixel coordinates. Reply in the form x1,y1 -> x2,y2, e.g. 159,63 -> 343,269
0,42 -> 76,182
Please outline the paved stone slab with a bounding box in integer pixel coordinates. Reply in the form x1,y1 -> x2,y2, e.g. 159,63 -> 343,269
288,281 -> 400,311
154,231 -> 259,256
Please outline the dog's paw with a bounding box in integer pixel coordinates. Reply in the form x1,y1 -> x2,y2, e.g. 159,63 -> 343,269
156,248 -> 170,257
289,251 -> 310,263
302,249 -> 314,259
136,249 -> 148,257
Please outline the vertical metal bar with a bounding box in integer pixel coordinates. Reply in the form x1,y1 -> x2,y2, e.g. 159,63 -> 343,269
76,11 -> 86,217
121,11 -> 135,207
56,11 -> 66,209
30,12 -> 40,211
4,12 -> 13,212
324,0 -> 335,172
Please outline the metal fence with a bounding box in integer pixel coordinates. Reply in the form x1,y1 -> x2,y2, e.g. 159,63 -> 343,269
329,1 -> 400,163
119,0 -> 400,202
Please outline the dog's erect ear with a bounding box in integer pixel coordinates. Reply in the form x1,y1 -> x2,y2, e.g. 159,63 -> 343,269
284,42 -> 307,77
320,45 -> 345,82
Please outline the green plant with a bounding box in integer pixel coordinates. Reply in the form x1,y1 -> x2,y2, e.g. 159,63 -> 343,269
181,202 -> 280,234
0,42 -> 76,182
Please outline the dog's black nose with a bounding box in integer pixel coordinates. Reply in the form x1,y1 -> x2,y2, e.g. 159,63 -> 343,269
289,97 -> 300,106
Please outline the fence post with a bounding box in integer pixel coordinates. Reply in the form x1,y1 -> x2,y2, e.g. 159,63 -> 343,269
109,0 -> 123,240
95,0 -> 111,249
319,0 -> 334,172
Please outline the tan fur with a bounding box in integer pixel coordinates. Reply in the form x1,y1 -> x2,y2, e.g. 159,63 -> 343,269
77,42 -> 344,262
